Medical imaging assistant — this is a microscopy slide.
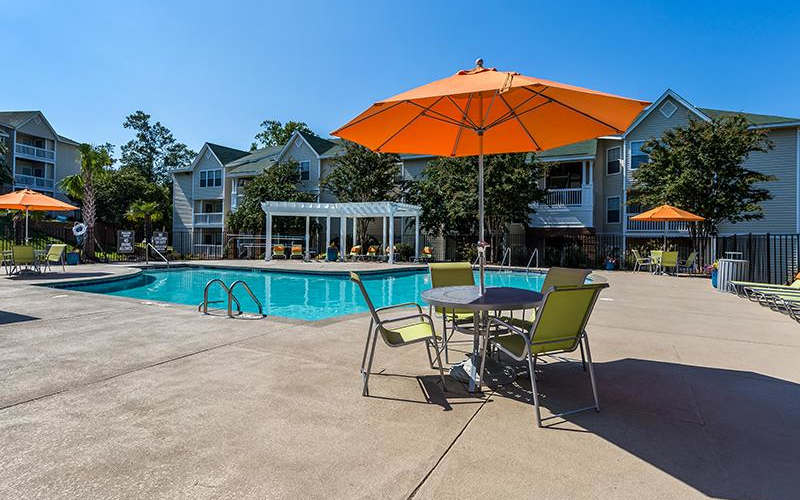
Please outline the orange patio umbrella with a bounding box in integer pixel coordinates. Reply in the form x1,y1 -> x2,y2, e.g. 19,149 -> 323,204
333,58 -> 650,292
630,204 -> 704,249
0,188 -> 78,243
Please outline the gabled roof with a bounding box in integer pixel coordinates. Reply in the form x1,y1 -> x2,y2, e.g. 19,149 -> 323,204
206,143 -> 248,165
298,131 -> 339,156
225,144 -> 284,177
698,108 -> 800,127
57,135 -> 80,146
0,111 -> 39,128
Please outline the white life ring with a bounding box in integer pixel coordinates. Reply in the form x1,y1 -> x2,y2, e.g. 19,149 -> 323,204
72,223 -> 87,237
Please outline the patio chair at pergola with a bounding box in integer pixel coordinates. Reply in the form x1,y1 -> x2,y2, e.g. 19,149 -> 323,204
260,201 -> 422,263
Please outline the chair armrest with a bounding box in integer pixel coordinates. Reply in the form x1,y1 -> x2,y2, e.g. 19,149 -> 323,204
378,312 -> 435,328
375,302 -> 423,314
488,317 -> 530,339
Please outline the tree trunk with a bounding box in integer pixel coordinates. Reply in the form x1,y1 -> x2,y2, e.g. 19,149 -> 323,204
83,180 -> 96,259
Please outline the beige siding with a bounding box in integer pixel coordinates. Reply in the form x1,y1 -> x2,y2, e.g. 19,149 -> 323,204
594,138 -> 623,234
718,127 -> 798,234
172,172 -> 193,232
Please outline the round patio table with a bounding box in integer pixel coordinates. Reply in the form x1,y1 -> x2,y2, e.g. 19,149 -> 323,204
421,286 -> 544,392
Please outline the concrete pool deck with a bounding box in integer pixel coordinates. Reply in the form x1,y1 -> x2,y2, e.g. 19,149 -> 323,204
0,264 -> 798,498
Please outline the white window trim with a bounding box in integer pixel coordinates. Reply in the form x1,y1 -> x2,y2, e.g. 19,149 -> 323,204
606,146 -> 621,176
606,196 -> 621,224
299,160 -> 311,181
659,100 -> 677,118
629,141 -> 648,170
199,168 -> 222,187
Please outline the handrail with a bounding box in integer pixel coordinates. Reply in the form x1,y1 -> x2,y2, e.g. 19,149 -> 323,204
499,247 -> 512,271
526,248 -> 539,272
228,280 -> 265,317
146,242 -> 169,267
198,279 -> 241,315
472,252 -> 480,266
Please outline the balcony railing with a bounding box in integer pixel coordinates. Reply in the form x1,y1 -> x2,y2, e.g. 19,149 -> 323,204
627,215 -> 689,233
14,174 -> 54,189
194,212 -> 223,225
544,188 -> 582,207
15,143 -> 55,161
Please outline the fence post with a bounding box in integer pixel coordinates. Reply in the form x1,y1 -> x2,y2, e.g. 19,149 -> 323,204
765,233 -> 771,283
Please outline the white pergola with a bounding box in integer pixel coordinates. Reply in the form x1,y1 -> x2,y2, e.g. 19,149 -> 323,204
260,201 -> 422,264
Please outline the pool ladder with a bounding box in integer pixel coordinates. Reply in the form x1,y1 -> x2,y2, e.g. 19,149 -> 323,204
198,279 -> 265,318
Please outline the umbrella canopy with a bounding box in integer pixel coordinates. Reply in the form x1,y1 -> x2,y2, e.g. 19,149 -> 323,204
629,204 -> 704,222
0,189 -> 78,243
333,59 -> 650,292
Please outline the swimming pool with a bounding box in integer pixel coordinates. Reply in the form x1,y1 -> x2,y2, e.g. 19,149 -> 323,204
51,266 -> 551,320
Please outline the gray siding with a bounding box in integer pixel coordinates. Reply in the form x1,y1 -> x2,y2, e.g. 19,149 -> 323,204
594,138 -> 623,234
172,172 -> 193,232
192,151 -> 225,201
281,137 -> 320,197
17,116 -> 56,141
55,141 -> 80,195
319,158 -> 337,202
718,127 -> 798,234
401,157 -> 430,180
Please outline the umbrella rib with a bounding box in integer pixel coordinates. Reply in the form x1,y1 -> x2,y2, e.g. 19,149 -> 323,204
487,100 -> 552,130
406,101 -> 473,129
497,93 -> 541,151
521,87 -> 625,133
484,91 -> 544,129
450,94 -> 473,156
375,96 -> 448,152
331,101 -> 405,134
446,95 -> 479,130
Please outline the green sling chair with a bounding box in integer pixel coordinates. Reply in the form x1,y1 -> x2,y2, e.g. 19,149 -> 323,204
501,267 -> 592,331
11,245 -> 38,274
43,244 -> 67,273
428,262 -> 477,364
488,283 -> 609,427
660,251 -> 679,274
351,272 -> 446,397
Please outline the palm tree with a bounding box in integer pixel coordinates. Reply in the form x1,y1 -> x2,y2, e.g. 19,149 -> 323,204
125,200 -> 163,247
0,139 -> 11,186
59,143 -> 113,258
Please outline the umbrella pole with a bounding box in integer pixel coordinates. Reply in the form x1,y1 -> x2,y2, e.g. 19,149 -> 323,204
25,207 -> 29,244
478,132 -> 485,295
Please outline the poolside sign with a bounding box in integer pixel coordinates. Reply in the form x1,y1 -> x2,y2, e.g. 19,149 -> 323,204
117,230 -> 135,254
152,232 -> 168,253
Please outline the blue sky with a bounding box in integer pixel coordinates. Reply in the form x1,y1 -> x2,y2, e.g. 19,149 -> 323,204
4,0 -> 799,155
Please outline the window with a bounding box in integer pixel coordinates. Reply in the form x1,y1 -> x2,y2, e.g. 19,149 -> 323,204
630,141 -> 649,170
606,146 -> 621,175
545,162 -> 582,189
299,160 -> 310,181
199,169 -> 222,187
659,100 -> 677,118
606,196 -> 621,224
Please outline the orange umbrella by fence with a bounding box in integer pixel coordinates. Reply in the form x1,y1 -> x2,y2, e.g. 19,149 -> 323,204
333,58 -> 650,292
0,188 -> 78,243
630,204 -> 704,249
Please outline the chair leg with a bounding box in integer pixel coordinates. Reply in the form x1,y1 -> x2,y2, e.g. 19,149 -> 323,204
582,334 -> 600,412
363,325 -> 380,396
442,314 -> 450,364
429,335 -> 448,392
360,319 -> 374,375
424,339 -> 436,369
579,341 -> 587,372
527,350 -> 542,427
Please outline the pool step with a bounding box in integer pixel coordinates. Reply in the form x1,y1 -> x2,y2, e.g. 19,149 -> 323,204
198,279 -> 266,319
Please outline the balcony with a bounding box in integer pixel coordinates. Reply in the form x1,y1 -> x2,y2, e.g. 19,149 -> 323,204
627,215 -> 689,234
544,188 -> 582,207
15,144 -> 55,162
14,174 -> 54,190
531,187 -> 594,228
194,212 -> 223,226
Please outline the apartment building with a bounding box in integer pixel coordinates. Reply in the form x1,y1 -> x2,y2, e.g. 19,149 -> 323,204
0,111 -> 81,201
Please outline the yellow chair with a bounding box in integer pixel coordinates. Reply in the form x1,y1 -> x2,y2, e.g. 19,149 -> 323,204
661,251 -> 678,275
351,272 -> 446,396
349,245 -> 362,261
650,250 -> 663,273
43,244 -> 67,272
489,283 -> 609,427
420,246 -> 434,262
272,245 -> 286,259
366,245 -> 379,260
290,245 -> 304,260
11,245 -> 38,274
429,262 -> 477,363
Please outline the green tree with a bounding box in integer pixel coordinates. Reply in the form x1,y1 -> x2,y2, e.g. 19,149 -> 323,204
408,153 -> 545,261
251,120 -> 314,150
0,138 -> 10,186
320,140 -> 402,245
94,169 -> 170,228
120,111 -> 195,184
125,200 -> 163,246
226,160 -> 316,234
59,143 -> 114,258
628,115 -> 775,237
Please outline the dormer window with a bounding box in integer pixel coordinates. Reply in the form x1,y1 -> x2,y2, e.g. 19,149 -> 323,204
659,100 -> 677,118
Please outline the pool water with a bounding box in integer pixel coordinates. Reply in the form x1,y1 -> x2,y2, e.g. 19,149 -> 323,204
51,266 -> 550,320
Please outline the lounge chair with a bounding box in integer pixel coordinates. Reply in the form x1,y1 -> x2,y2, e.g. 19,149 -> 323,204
420,246 -> 434,263
728,279 -> 800,297
290,245 -> 304,260
429,262 -> 477,364
366,245 -> 379,260
677,251 -> 697,273
488,283 -> 609,427
349,245 -> 362,261
631,249 -> 652,273
385,245 -> 396,262
350,271 -> 446,396
10,245 -> 39,274
42,244 -> 67,273
326,245 -> 339,262
500,267 -> 592,332
271,245 -> 286,259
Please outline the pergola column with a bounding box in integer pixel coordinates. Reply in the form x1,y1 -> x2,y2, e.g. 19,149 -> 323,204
325,216 -> 331,250
352,216 -> 357,250
388,211 -> 395,264
304,216 -> 310,261
264,211 -> 272,261
340,215 -> 346,261
414,215 -> 420,262
382,217 -> 387,258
